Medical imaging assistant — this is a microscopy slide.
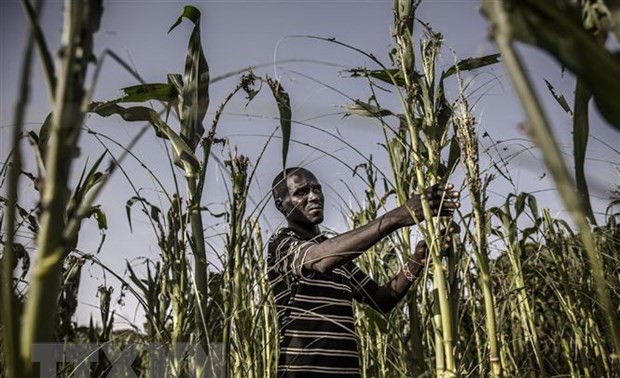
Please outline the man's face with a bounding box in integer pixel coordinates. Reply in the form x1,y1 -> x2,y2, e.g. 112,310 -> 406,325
278,170 -> 324,228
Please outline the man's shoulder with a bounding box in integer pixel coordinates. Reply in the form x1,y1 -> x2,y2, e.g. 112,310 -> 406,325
268,228 -> 331,245
268,227 -> 298,244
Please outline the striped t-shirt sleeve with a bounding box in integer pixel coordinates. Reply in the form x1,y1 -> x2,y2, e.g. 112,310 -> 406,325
270,230 -> 317,277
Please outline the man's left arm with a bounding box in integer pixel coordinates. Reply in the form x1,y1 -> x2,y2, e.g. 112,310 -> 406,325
353,232 -> 454,314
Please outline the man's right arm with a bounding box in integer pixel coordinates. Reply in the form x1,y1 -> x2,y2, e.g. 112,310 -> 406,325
302,184 -> 459,273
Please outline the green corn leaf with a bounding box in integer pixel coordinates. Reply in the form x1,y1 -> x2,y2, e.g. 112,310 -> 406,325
81,152 -> 107,195
348,67 -> 417,87
446,136 -> 461,178
345,100 -> 394,118
441,53 -> 501,80
87,205 -> 108,231
90,102 -> 200,176
267,77 -> 292,169
70,152 -> 107,218
434,81 -> 452,142
527,194 -> 539,220
125,262 -> 149,295
515,192 -> 527,216
169,5 -> 210,151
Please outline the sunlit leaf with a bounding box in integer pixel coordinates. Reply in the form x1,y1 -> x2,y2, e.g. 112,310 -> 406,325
118,83 -> 178,103
169,5 -> 209,151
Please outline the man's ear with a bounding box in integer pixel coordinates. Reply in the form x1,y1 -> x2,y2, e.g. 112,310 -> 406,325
274,198 -> 284,213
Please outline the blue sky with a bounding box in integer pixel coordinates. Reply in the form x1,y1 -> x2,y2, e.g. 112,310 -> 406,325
1,0 -> 618,327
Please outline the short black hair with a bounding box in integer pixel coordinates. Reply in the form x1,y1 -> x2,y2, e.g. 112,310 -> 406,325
271,167 -> 313,204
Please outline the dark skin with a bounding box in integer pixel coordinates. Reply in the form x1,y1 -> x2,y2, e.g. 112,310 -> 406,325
274,168 -> 460,313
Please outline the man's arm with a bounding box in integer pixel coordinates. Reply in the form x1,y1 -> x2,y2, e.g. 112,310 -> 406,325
363,231 -> 454,314
365,245 -> 429,314
303,184 -> 459,273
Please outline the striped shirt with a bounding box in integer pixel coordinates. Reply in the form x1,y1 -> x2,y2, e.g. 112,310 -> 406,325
267,228 -> 380,378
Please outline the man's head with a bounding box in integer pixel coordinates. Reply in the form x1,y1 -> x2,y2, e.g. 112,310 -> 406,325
272,167 -> 324,229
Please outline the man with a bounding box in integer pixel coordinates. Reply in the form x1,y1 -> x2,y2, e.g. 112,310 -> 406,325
267,167 -> 460,378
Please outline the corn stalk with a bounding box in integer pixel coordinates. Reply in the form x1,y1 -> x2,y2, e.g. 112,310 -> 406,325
90,7 -> 211,368
1,5 -> 37,377
342,1 -> 499,374
16,2 -> 103,377
454,94 -> 502,376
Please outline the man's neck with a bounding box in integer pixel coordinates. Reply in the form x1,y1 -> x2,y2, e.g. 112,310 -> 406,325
287,222 -> 320,240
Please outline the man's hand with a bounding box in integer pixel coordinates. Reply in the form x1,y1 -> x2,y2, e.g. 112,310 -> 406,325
395,184 -> 461,227
370,226 -> 459,312
407,226 -> 458,279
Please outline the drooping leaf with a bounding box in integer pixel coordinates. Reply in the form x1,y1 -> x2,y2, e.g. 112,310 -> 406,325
125,196 -> 162,233
168,5 -> 201,33
169,5 -> 209,151
87,205 -> 108,230
266,77 -> 292,169
90,102 -> 200,176
441,53 -> 501,79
